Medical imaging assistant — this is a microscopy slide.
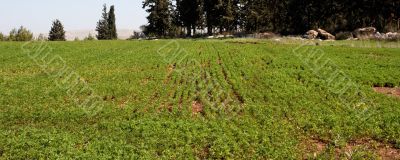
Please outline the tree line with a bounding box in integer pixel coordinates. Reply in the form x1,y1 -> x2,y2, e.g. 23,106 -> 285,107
0,4 -> 117,41
1,1 -> 398,41
142,0 -> 400,37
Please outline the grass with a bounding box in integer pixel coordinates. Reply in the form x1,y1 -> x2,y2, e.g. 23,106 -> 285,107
0,39 -> 399,159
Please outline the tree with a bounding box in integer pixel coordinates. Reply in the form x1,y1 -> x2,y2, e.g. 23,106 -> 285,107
6,27 -> 33,41
176,0 -> 203,36
0,32 -> 4,41
221,0 -> 236,32
108,5 -> 118,39
96,4 -> 118,40
48,19 -> 66,41
143,0 -> 171,37
204,0 -> 222,35
141,0 -> 400,37
96,4 -> 110,40
8,28 -> 17,41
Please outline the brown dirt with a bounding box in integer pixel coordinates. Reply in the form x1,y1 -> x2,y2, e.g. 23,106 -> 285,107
118,99 -> 128,109
157,103 -> 174,113
300,137 -> 400,159
300,138 -> 329,159
343,138 -> 400,160
163,64 -> 175,84
373,87 -> 400,98
195,145 -> 210,159
191,101 -> 203,115
141,77 -> 151,85
103,95 -> 116,101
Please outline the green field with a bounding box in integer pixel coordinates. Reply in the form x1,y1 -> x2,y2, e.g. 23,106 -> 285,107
0,39 -> 399,159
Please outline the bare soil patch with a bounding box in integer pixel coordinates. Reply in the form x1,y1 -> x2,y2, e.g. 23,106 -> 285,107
343,138 -> 400,160
301,138 -> 400,159
192,101 -> 204,115
373,87 -> 400,98
300,138 -> 329,158
163,64 -> 175,84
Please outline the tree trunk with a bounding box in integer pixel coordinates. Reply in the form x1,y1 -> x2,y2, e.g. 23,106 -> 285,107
398,18 -> 400,31
186,26 -> 191,37
207,25 -> 213,35
193,25 -> 197,35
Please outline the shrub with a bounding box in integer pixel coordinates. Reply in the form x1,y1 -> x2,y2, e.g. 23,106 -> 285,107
16,26 -> 33,41
0,32 -> 4,41
36,34 -> 47,41
8,26 -> 33,41
127,31 -> 145,40
8,28 -> 17,41
84,33 -> 96,41
335,32 -> 353,40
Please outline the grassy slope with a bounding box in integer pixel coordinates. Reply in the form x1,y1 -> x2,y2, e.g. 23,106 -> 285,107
0,39 -> 399,159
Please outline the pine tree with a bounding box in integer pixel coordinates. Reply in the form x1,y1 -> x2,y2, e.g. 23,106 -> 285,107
204,0 -> 222,35
143,0 -> 171,37
48,19 -> 66,41
221,0 -> 235,32
96,4 -> 109,40
108,5 -> 118,39
177,0 -> 202,36
142,0 -> 400,36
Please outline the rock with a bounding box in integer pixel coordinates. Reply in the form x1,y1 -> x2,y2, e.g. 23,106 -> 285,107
304,30 -> 319,39
385,32 -> 400,40
317,29 -> 335,40
354,27 -> 377,39
257,32 -> 276,39
374,32 -> 383,39
215,35 -> 225,38
372,32 -> 400,40
386,32 -> 398,38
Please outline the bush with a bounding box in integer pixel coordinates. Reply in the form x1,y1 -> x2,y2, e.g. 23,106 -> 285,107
0,32 -> 4,41
8,28 -> 17,41
16,26 -> 33,41
127,31 -> 145,40
84,33 -> 96,41
7,26 -> 33,41
335,32 -> 353,40
36,34 -> 47,41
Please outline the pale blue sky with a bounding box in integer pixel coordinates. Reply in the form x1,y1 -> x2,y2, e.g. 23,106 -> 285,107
0,0 -> 147,33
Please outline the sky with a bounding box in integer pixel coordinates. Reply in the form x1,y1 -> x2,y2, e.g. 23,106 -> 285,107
0,0 -> 147,34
